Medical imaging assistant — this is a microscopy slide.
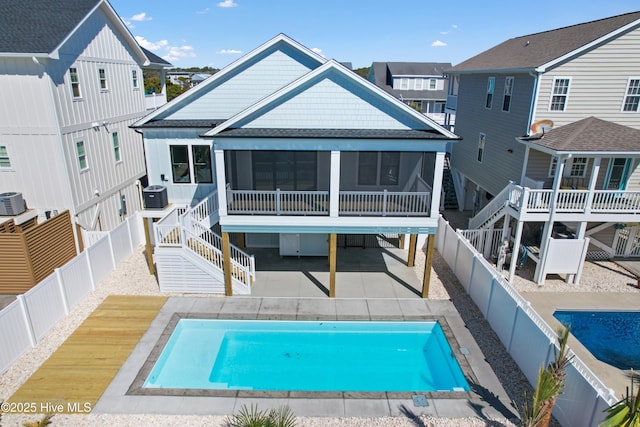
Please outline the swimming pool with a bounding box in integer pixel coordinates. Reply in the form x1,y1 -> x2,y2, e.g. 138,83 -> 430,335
142,319 -> 470,392
553,310 -> 640,370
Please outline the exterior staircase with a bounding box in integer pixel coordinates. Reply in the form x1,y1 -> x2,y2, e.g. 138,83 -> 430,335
153,190 -> 255,294
442,154 -> 458,210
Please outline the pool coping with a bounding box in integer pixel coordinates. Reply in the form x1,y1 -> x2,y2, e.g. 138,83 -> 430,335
126,312 -> 476,400
93,297 -> 518,419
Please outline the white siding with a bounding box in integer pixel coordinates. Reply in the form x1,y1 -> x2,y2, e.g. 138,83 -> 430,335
534,26 -> 640,129
167,49 -> 316,120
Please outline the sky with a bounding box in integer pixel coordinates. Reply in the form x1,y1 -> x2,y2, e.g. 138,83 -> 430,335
109,0 -> 640,70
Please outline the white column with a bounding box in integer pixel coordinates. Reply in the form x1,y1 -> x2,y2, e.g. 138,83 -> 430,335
329,151 -> 341,217
214,147 -> 227,216
431,152 -> 445,217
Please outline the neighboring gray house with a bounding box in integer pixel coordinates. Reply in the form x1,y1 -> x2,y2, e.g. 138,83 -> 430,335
0,0 -> 171,239
444,11 -> 640,284
368,62 -> 452,126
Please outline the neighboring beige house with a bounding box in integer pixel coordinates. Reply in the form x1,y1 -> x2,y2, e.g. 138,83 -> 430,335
0,0 -> 170,240
443,11 -> 640,283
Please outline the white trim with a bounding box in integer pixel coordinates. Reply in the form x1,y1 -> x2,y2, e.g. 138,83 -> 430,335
621,77 -> 640,112
548,77 -> 572,112
502,76 -> 514,112
204,60 -> 458,139
132,34 -> 326,126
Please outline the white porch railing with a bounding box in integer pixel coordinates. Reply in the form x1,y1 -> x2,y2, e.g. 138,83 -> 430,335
512,187 -> 640,215
459,228 -> 505,260
227,189 -> 329,215
468,183 -> 516,229
339,190 -> 431,216
154,205 -> 187,246
145,93 -> 167,110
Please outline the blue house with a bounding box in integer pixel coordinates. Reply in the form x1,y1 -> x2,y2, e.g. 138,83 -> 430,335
133,34 -> 459,296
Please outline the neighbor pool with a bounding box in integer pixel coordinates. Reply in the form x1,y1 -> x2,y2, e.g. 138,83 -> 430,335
143,319 -> 470,392
553,310 -> 640,370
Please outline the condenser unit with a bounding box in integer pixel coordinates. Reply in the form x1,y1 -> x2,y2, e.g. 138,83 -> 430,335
142,185 -> 168,209
0,192 -> 26,216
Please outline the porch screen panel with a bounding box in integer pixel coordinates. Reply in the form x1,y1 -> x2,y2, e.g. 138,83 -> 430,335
295,151 -> 317,190
252,151 -> 317,190
380,152 -> 400,185
358,152 -> 378,185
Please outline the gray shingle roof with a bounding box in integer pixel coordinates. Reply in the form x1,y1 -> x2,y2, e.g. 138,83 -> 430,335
0,0 -> 100,54
449,11 -> 640,73
214,128 -> 453,140
142,47 -> 172,67
520,117 -> 640,153
134,119 -> 224,129
368,62 -> 451,100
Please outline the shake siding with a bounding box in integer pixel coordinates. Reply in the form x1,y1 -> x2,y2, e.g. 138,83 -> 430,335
167,49 -> 316,120
451,73 -> 535,195
245,77 -> 412,130
534,27 -> 640,130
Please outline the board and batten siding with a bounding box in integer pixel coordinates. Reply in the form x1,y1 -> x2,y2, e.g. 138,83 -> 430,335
167,46 -> 319,121
451,73 -> 535,196
533,26 -> 640,130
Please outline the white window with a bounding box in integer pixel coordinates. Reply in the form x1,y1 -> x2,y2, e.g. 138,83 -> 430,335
69,67 -> 81,98
622,78 -> 640,112
569,157 -> 587,177
550,78 -> 571,111
414,78 -> 423,90
548,157 -> 557,178
132,70 -> 139,89
170,145 -> 213,184
112,132 -> 121,162
357,152 -> 400,186
98,68 -> 107,90
0,145 -> 11,168
76,141 -> 88,171
502,77 -> 514,112
400,78 -> 409,90
429,79 -> 437,90
485,77 -> 495,109
477,133 -> 486,162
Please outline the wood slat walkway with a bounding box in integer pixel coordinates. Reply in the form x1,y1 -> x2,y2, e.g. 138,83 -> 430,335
8,295 -> 167,414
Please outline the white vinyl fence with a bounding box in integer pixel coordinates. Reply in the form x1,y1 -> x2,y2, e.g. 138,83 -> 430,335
0,213 -> 145,374
437,215 -> 617,427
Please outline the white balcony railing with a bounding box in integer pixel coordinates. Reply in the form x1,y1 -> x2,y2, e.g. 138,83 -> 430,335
145,93 -> 167,110
225,189 -> 432,217
511,187 -> 640,216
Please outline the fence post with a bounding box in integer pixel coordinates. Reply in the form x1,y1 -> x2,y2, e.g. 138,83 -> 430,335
107,233 -> 117,269
17,295 -> 37,347
276,188 -> 281,215
382,190 -> 388,216
55,268 -> 70,315
85,249 -> 96,291
126,216 -> 134,253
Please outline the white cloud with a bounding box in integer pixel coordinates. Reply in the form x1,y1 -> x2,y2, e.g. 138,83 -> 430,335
440,31 -> 449,35
311,47 -> 324,57
135,36 -> 168,51
432,40 -> 447,47
217,0 -> 238,7
452,24 -> 458,29
197,7 -> 210,14
217,49 -> 242,54
164,45 -> 196,62
131,12 -> 152,22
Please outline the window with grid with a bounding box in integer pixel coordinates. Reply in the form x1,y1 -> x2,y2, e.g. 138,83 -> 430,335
569,157 -> 587,177
548,158 -> 557,178
70,68 -> 81,98
429,79 -> 437,90
414,78 -> 423,90
477,133 -> 486,162
98,68 -> 107,90
132,70 -> 139,89
486,77 -> 495,109
550,78 -> 570,111
502,77 -> 514,111
112,132 -> 121,162
623,79 -> 640,112
0,145 -> 11,168
76,141 -> 88,170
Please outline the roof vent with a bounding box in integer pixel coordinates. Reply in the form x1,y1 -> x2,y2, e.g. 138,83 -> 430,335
0,192 -> 26,216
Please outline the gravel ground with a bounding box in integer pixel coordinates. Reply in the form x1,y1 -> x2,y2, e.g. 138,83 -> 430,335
4,240 -> 630,427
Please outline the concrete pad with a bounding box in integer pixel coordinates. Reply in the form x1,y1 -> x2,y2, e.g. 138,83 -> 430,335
287,398 -> 345,417
343,398 -> 391,417
257,298 -> 298,319
297,298 -> 336,320
366,298 -> 403,319
335,298 -> 369,319
387,397 -> 438,417
398,299 -> 431,319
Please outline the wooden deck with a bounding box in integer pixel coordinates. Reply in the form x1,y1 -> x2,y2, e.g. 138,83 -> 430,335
8,295 -> 167,414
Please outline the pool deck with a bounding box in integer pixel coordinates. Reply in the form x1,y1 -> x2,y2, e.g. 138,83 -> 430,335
522,291 -> 640,397
93,296 -> 519,421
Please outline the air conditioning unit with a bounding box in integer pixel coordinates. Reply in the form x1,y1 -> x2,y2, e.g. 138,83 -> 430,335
142,185 -> 168,209
0,192 -> 26,216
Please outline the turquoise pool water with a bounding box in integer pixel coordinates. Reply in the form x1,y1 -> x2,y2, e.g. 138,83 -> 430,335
143,319 -> 470,392
554,310 -> 640,370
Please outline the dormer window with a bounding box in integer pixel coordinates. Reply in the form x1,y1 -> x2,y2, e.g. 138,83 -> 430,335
400,78 -> 409,90
429,79 -> 437,90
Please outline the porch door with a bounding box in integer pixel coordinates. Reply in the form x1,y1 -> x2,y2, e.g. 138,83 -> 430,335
605,158 -> 630,190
